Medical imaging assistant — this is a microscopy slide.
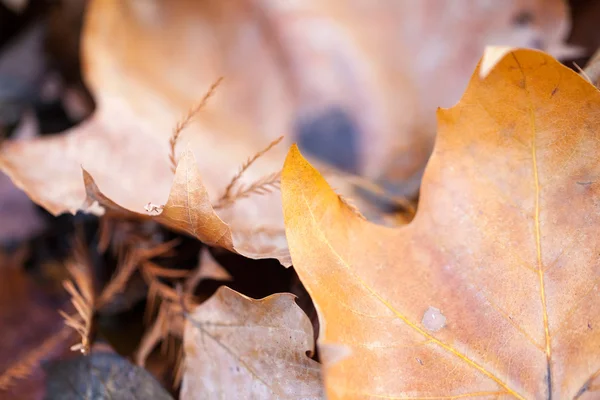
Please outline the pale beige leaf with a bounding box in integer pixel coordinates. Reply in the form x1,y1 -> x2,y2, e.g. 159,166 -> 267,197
182,286 -> 324,399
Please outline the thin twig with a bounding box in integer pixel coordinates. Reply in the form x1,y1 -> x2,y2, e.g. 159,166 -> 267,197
169,77 -> 224,172
98,238 -> 180,307
218,135 -> 284,203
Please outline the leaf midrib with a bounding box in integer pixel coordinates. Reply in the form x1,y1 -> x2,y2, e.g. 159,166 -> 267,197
299,193 -> 525,399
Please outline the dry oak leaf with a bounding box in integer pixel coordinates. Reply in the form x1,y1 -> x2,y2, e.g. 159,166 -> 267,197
0,0 -> 576,235
83,149 -> 291,265
182,286 -> 324,399
282,49 -> 600,399
0,0 -> 298,266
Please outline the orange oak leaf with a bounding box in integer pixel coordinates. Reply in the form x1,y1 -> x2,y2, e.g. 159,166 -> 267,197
282,49 -> 600,399
181,286 -> 324,399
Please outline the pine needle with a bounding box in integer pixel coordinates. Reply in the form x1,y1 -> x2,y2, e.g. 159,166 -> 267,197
98,238 -> 180,307
583,48 -> 600,88
135,285 -> 188,373
0,327 -> 73,390
217,135 -> 284,205
97,250 -> 140,307
141,261 -> 194,321
60,232 -> 96,355
136,268 -> 200,378
60,260 -> 95,355
169,77 -> 224,173
136,302 -> 171,366
214,171 -> 281,209
143,262 -> 190,279
97,216 -> 114,254
173,346 -> 185,387
574,62 -> 593,84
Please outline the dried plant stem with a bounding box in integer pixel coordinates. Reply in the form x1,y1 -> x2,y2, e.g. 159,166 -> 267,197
583,48 -> 600,88
574,62 -> 592,84
97,250 -> 140,307
142,261 -> 192,322
60,231 -> 96,355
60,261 -> 95,354
136,266 -> 197,379
215,135 -> 284,209
97,216 -> 114,254
214,171 -> 281,209
97,238 -> 180,307
169,77 -> 224,172
0,327 -> 73,390
220,135 -> 283,200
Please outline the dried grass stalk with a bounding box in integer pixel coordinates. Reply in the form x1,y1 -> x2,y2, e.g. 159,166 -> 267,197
169,77 -> 224,172
218,135 -> 283,202
59,259 -> 95,354
214,171 -> 281,209
0,327 -> 73,390
59,232 -> 96,355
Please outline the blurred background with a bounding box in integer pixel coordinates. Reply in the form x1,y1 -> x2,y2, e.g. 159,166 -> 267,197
1,0 -> 597,245
0,0 -> 599,398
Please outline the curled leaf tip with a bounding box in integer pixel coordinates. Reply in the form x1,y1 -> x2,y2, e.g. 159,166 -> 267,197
479,46 -> 515,79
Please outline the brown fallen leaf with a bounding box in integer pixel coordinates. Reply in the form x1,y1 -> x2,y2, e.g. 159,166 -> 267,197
0,0 -> 301,266
0,0 -> 573,252
181,286 -> 324,399
82,146 -> 292,265
282,49 -> 600,398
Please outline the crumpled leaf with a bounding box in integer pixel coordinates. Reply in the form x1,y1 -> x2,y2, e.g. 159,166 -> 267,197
282,49 -> 600,398
181,286 -> 324,399
83,148 -> 292,265
0,0 -> 574,253
1,0 -> 300,266
44,351 -> 174,400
